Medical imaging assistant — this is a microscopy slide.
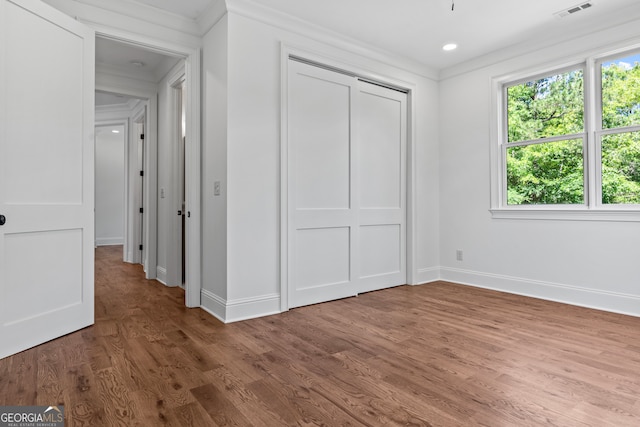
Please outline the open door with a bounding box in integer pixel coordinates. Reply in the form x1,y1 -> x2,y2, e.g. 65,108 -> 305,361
0,0 -> 95,359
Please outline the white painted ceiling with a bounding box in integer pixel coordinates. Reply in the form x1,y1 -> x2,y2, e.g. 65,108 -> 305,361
256,0 -> 640,70
131,0 -> 640,71
96,37 -> 180,83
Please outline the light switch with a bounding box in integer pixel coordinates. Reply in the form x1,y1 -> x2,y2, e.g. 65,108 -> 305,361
214,181 -> 221,196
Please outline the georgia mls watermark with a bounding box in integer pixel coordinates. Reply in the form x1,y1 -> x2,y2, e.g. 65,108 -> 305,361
0,406 -> 64,427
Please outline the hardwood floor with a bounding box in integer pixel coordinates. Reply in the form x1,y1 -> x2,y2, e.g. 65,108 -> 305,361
1,245 -> 640,426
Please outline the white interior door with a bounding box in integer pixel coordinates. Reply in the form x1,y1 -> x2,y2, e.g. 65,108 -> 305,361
288,60 -> 407,308
0,0 -> 95,359
356,81 -> 407,294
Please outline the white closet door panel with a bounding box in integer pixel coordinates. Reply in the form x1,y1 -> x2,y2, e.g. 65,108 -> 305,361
358,90 -> 403,209
356,81 -> 407,294
291,67 -> 352,211
288,61 -> 358,308
0,0 -> 95,359
295,228 -> 350,289
359,225 -> 401,279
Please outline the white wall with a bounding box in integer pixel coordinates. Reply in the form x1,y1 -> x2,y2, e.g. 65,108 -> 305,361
439,19 -> 640,316
95,125 -> 125,246
201,10 -> 441,321
202,14 -> 229,302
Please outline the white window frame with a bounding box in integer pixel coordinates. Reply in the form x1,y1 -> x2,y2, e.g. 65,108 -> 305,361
490,51 -> 640,222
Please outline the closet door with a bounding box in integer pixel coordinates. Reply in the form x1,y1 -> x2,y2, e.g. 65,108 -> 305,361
288,61 -> 358,308
356,81 -> 407,294
287,60 -> 407,309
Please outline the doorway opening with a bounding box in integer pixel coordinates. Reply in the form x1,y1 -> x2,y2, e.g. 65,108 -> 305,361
94,34 -> 201,307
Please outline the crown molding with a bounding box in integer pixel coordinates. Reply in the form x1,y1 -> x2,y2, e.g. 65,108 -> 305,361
43,0 -> 202,48
96,62 -> 157,84
197,0 -> 228,36
439,3 -> 640,81
224,0 -> 438,81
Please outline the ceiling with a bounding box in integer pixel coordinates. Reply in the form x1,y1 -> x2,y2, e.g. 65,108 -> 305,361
94,0 -> 640,90
96,37 -> 181,84
127,0 -> 640,71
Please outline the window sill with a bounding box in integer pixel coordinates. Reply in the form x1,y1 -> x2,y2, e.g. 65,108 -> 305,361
490,208 -> 640,222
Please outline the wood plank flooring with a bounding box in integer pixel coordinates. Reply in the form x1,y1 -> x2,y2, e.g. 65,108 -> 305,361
1,245 -> 640,426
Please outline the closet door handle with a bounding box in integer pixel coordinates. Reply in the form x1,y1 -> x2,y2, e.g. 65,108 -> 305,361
0,215 -> 5,226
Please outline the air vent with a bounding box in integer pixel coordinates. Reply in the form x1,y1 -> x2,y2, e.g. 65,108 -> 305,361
555,2 -> 593,18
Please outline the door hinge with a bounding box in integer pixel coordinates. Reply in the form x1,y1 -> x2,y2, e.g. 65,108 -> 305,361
139,207 -> 143,213
139,244 -> 143,251
140,133 -> 145,140
140,170 -> 144,177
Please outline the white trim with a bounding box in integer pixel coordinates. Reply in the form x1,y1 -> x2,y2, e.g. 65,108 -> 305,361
184,49 -> 202,308
200,289 -> 226,323
415,267 -> 440,285
130,104 -> 146,265
156,266 -> 168,285
439,6 -> 640,81
95,237 -> 124,246
440,267 -> 640,318
227,0 -> 436,81
201,290 -> 280,323
280,45 -> 418,310
490,208 -> 640,222
225,294 -> 281,323
196,0 -> 228,36
43,0 -> 201,47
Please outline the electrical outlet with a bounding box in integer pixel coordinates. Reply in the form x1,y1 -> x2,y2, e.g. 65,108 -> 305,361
214,181 -> 221,196
456,250 -> 463,261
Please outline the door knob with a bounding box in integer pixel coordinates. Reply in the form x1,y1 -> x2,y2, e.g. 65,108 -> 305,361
0,215 -> 5,226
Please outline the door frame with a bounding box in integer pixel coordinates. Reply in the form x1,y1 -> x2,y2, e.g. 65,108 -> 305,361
280,46 -> 418,311
94,31 -> 201,308
131,105 -> 146,265
167,69 -> 186,288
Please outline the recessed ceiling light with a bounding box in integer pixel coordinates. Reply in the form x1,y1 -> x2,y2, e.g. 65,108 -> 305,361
442,43 -> 458,51
112,130 -> 120,134
130,60 -> 145,67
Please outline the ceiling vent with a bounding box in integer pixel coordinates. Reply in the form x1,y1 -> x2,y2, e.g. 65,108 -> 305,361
555,2 -> 593,18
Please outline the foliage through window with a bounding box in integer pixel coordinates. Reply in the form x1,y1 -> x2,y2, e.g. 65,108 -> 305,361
506,69 -> 584,205
600,54 -> 640,204
501,51 -> 640,208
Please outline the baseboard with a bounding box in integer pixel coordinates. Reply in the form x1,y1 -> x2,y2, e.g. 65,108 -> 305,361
440,267 -> 640,318
156,266 -> 168,286
201,289 -> 281,323
95,237 -> 124,246
201,289 -> 227,323
414,267 -> 440,285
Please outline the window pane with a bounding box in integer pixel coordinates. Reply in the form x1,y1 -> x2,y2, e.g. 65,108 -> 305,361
506,139 -> 584,205
601,53 -> 640,129
602,131 -> 640,204
507,70 -> 584,142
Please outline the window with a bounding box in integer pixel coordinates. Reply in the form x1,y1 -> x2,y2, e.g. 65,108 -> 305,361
599,52 -> 640,205
505,68 -> 585,205
492,48 -> 640,220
